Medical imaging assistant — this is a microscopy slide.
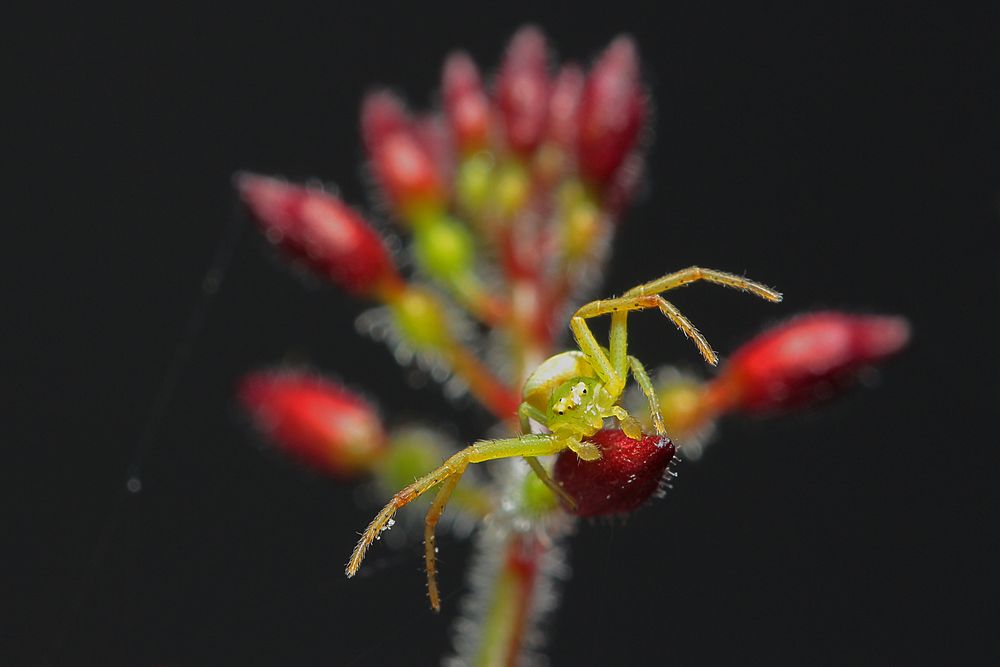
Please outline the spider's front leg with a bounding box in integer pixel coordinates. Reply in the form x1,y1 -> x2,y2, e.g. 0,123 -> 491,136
573,267 -> 782,369
623,266 -> 783,302
569,268 -> 780,437
346,433 -> 568,611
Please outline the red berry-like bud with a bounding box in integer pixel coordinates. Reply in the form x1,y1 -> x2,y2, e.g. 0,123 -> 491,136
496,26 -> 550,155
603,152 -> 645,217
578,36 -> 646,185
545,64 -> 584,149
238,370 -> 387,478
713,312 -> 911,413
237,174 -> 401,295
443,52 -> 490,153
413,113 -> 454,184
361,92 -> 444,214
554,429 -> 676,517
360,90 -> 409,153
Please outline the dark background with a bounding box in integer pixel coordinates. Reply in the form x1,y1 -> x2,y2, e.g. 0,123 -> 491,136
6,2 -> 999,665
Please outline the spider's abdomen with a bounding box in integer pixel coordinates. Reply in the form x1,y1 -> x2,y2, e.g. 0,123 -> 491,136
521,350 -> 596,412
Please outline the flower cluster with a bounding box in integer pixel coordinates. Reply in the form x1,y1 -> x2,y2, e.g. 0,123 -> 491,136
234,26 -> 908,666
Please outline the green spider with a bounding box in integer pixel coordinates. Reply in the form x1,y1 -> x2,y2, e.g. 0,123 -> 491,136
345,267 -> 782,610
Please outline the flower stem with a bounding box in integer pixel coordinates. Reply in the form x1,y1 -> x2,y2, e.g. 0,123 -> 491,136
473,532 -> 544,667
447,462 -> 571,667
445,346 -> 521,425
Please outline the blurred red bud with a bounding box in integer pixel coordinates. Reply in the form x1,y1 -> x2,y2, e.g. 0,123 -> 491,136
496,26 -> 550,154
713,312 -> 911,413
360,90 -> 409,153
554,429 -> 676,517
237,174 -> 401,295
361,92 -> 444,212
578,36 -> 646,184
413,113 -> 454,185
545,64 -> 584,149
443,52 -> 490,153
239,370 -> 387,478
603,152 -> 645,217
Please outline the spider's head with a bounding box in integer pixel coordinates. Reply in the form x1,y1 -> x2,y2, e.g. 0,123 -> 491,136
547,377 -> 605,435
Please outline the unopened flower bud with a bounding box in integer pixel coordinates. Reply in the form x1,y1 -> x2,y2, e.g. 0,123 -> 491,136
237,174 -> 400,295
413,113 -> 455,192
456,152 -> 494,215
360,90 -> 409,153
657,376 -> 710,439
546,64 -> 584,150
577,36 -> 646,185
603,153 -> 646,217
361,92 -> 444,216
443,52 -> 490,154
239,370 -> 386,478
412,214 -> 475,284
533,65 -> 585,184
557,182 -> 603,262
387,286 -> 452,351
554,429 -> 676,517
712,312 -> 911,413
495,26 -> 550,155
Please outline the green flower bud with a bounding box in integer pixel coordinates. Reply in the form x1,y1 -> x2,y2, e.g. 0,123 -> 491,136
413,214 -> 475,283
456,153 -> 494,216
389,286 -> 451,350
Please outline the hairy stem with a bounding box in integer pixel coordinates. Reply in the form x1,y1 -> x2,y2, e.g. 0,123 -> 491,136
447,463 -> 571,667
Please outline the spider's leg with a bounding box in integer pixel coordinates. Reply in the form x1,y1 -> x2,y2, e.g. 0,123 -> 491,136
575,294 -> 717,366
347,434 -> 568,609
346,459 -> 460,579
518,401 -> 548,434
569,312 -> 624,395
523,456 -> 578,511
628,355 -> 666,436
623,266 -> 782,302
609,311 -> 629,381
517,402 -> 578,510
424,471 -> 463,612
653,296 -> 717,365
464,434 -> 569,462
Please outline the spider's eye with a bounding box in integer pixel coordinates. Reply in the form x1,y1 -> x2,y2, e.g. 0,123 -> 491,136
557,409 -> 564,415
568,404 -> 576,410
581,388 -> 587,394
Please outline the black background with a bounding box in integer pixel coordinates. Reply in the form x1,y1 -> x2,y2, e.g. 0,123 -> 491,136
6,3 -> 1000,665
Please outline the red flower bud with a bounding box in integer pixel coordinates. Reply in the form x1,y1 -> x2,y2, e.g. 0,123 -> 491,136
238,370 -> 387,478
713,312 -> 911,413
495,26 -> 550,155
545,64 -> 584,150
412,113 -> 454,186
237,173 -> 400,295
603,152 -> 645,217
360,90 -> 409,153
578,36 -> 646,184
554,429 -> 676,517
361,92 -> 444,213
442,52 -> 490,153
